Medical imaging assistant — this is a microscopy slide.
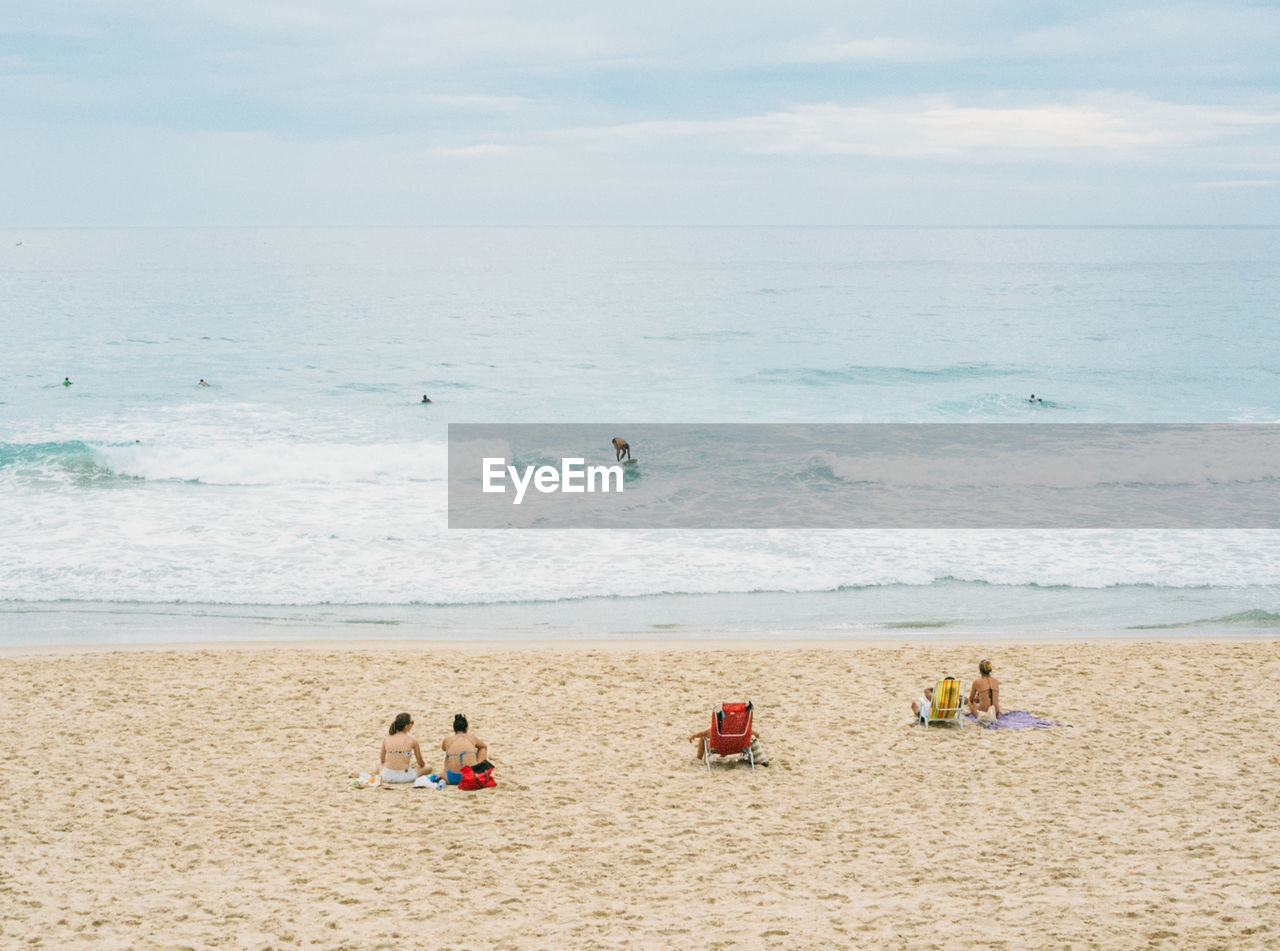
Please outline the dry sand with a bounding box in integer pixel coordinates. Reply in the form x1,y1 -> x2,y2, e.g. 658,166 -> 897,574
2,638 -> 1279,949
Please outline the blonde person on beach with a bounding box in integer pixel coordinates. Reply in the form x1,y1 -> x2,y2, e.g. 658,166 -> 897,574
967,659 -> 1002,721
442,714 -> 490,785
379,712 -> 428,783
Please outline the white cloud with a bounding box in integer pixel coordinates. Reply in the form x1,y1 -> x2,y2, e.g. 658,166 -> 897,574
1186,178 -> 1277,189
1012,4 -> 1280,60
792,35 -> 971,64
578,96 -> 1280,163
431,144 -> 520,157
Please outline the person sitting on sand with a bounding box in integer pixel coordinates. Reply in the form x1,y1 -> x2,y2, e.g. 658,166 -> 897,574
379,712 -> 428,783
612,437 -> 631,462
442,713 -> 490,785
967,659 -> 1002,721
910,685 -> 935,720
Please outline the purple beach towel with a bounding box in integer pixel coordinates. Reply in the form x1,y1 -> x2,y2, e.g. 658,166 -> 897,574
964,710 -> 1067,730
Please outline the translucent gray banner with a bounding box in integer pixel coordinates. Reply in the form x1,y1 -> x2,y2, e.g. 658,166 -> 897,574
448,424 -> 1280,528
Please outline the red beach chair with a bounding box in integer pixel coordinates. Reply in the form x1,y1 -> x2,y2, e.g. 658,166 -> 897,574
705,701 -> 755,771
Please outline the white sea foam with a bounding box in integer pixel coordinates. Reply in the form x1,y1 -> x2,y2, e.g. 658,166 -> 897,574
91,440 -> 448,486
813,437 -> 1280,490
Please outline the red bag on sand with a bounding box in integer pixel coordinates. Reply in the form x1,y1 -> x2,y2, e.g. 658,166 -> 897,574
458,765 -> 497,790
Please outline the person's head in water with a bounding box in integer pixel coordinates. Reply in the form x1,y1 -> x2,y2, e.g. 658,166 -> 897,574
979,659 -> 993,676
389,712 -> 414,735
421,394 -> 432,403
453,713 -> 468,733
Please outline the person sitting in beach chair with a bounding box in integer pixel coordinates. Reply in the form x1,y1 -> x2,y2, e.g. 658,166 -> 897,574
910,686 -> 935,720
689,701 -> 767,769
916,678 -> 965,727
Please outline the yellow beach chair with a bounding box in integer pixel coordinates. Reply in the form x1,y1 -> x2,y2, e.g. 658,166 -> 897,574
920,677 -> 965,728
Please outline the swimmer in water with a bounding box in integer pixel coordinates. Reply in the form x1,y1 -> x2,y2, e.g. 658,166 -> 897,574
62,377 -> 72,387
198,379 -> 209,387
612,437 -> 631,462
421,394 -> 432,404
1029,394 -> 1043,404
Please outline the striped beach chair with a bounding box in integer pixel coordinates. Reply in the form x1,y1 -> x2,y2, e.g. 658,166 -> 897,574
920,677 -> 964,728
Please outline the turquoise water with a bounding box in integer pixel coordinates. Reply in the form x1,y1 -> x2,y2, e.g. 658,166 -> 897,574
2,227 -> 1279,643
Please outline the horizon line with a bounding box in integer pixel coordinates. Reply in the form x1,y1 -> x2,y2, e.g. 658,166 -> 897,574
4,223 -> 1279,231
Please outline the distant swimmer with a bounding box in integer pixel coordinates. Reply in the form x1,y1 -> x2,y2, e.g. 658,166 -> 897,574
1028,394 -> 1043,404
421,394 -> 432,404
62,377 -> 72,387
198,379 -> 210,387
612,437 -> 631,462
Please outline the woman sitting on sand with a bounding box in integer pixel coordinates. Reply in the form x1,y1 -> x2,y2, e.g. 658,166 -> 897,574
442,714 -> 490,785
379,712 -> 428,783
967,659 -> 1002,721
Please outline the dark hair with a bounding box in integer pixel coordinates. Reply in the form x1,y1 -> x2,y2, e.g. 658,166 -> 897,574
389,712 -> 412,735
453,713 -> 468,733
979,659 -> 993,676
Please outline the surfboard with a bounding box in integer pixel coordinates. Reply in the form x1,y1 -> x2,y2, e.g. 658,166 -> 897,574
623,458 -> 638,465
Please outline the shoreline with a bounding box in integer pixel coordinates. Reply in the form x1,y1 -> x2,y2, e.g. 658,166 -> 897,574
3,631 -> 1279,659
5,584 -> 1280,651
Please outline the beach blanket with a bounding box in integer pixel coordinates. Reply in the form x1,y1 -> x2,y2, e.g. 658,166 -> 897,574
965,711 -> 1067,730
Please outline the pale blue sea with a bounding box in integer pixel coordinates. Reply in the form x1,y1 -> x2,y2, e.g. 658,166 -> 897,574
3,227 -> 1279,645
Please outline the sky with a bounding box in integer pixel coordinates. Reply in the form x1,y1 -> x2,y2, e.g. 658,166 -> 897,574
2,1 -> 1278,226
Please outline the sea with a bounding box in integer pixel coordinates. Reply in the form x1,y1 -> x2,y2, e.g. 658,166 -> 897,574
3,226 -> 1279,646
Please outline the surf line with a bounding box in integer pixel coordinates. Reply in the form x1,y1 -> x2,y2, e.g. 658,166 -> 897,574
482,458 -> 624,505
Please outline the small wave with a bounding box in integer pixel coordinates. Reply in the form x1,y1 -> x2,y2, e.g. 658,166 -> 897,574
334,383 -> 402,393
743,363 -> 1022,387
0,440 -> 137,486
643,330 -> 753,343
798,445 -> 1280,490
1127,609 -> 1280,630
0,440 -> 92,467
882,619 -> 955,629
92,440 -> 448,486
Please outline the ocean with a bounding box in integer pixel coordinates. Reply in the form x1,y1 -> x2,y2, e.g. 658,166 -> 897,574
3,226 -> 1279,645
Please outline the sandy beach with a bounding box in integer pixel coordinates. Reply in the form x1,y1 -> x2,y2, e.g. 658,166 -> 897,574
2,637 -> 1279,950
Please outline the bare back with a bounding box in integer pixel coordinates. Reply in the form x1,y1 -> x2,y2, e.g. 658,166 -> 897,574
969,675 -> 1000,713
442,731 -> 486,771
